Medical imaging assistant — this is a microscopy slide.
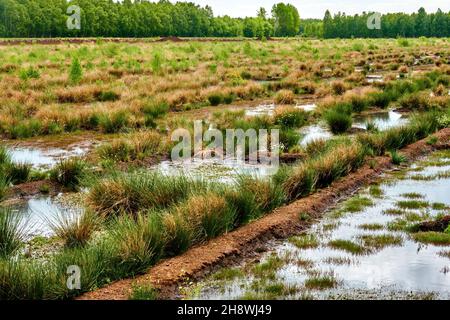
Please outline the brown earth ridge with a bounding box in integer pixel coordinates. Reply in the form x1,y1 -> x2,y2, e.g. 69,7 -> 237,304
79,128 -> 450,300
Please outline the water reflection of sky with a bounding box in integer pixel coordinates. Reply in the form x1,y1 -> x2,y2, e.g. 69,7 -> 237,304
195,158 -> 450,300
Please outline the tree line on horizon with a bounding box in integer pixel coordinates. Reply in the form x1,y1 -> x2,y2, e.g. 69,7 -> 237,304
0,0 -> 448,38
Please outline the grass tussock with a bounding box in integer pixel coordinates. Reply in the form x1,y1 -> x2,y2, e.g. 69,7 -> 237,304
274,90 -> 295,104
47,210 -> 100,248
0,207 -> 27,258
50,158 -> 87,191
283,143 -> 365,200
97,131 -> 166,162
273,106 -> 307,129
396,200 -> 429,210
304,273 -> 338,290
87,171 -> 208,217
412,232 -> 450,246
129,284 -> 158,300
289,234 -> 319,249
328,239 -> 367,255
323,104 -> 353,134
358,234 -> 403,250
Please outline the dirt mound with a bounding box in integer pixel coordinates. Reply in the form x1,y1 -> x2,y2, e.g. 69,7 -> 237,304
158,36 -> 184,42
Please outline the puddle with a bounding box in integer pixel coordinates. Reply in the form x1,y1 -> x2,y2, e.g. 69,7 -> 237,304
295,104 -> 317,112
7,195 -> 80,238
298,124 -> 333,146
7,144 -> 90,169
353,111 -> 409,131
245,103 -> 317,117
153,158 -> 278,184
245,104 -> 276,117
366,75 -> 384,83
192,151 -> 450,300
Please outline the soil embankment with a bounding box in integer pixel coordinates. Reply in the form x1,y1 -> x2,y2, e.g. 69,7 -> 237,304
0,37 -> 270,46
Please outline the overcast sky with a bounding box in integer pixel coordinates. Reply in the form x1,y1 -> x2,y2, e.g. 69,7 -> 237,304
190,0 -> 450,19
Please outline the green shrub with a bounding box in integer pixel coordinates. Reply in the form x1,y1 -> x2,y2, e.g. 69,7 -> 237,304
175,193 -> 236,240
348,95 -> 369,113
223,93 -> 236,104
369,91 -> 396,109
162,211 -> 194,256
69,57 -> 83,84
97,140 -> 132,162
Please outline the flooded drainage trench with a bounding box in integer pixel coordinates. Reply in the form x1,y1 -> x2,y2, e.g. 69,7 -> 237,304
189,150 -> 450,300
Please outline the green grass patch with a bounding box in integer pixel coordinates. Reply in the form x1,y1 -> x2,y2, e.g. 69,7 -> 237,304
383,208 -> 407,216
304,274 -> 338,290
412,232 -> 450,245
401,193 -> 425,199
431,203 -> 448,210
212,268 -> 244,281
358,234 -> 403,250
252,255 -> 284,279
396,200 -> 429,210
129,284 -> 158,300
369,185 -> 384,198
387,219 -> 410,232
358,223 -> 384,231
0,207 -> 27,258
438,250 -> 450,259
289,234 -> 319,249
342,196 -> 374,213
328,239 -> 367,255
